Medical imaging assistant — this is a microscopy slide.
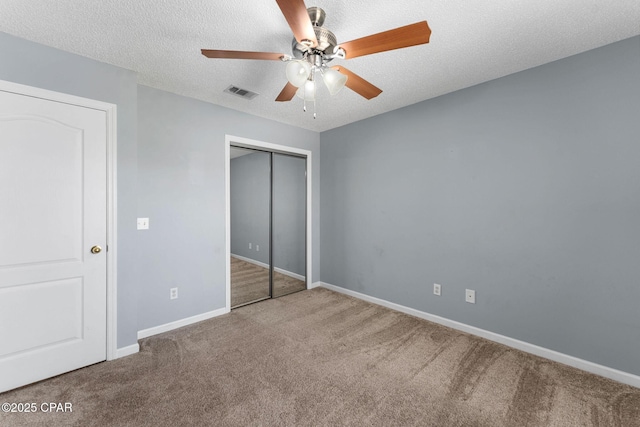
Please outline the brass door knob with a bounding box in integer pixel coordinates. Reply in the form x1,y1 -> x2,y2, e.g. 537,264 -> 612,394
91,245 -> 102,254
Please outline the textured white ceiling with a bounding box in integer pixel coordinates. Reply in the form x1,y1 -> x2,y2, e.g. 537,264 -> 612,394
1,1 -> 638,132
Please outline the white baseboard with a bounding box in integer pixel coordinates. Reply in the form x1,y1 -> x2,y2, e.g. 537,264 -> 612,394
319,282 -> 640,389
115,343 -> 139,359
231,253 -> 268,269
231,253 -> 305,281
309,281 -> 322,289
137,307 -> 229,340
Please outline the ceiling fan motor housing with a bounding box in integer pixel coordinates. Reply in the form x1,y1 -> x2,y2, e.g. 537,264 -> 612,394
307,6 -> 325,26
291,7 -> 337,61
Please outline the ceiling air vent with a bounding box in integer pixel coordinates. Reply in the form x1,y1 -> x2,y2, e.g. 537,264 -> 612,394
224,85 -> 259,100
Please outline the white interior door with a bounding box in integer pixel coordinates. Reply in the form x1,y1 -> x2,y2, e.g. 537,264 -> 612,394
0,86 -> 107,392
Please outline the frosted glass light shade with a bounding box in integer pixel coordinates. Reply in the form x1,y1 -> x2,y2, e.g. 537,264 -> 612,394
295,80 -> 316,101
322,68 -> 347,96
286,60 -> 311,87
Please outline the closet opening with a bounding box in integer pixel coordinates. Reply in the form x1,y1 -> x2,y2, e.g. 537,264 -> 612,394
228,142 -> 308,309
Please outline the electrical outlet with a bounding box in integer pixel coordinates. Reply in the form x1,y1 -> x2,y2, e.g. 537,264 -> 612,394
465,289 -> 476,304
433,283 -> 441,296
249,243 -> 252,249
170,287 -> 178,300
256,244 -> 259,251
137,218 -> 149,230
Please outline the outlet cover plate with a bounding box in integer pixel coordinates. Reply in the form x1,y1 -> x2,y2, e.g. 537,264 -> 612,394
465,289 -> 476,304
433,283 -> 441,296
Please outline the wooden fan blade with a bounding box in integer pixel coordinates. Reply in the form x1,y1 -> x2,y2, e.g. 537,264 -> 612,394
275,0 -> 318,48
339,21 -> 431,59
331,66 -> 382,100
201,49 -> 286,61
276,82 -> 298,102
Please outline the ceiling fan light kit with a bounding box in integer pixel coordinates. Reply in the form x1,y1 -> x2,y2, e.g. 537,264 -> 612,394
285,60 -> 312,87
296,79 -> 316,102
201,0 -> 431,118
285,52 -> 348,118
322,67 -> 348,96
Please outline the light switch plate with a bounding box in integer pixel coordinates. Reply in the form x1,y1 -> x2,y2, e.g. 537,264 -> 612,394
137,218 -> 149,230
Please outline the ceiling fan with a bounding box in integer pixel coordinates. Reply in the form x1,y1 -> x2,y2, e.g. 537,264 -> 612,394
201,0 -> 431,117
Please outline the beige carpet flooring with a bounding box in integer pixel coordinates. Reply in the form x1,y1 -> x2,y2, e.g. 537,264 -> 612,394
1,288 -> 639,426
231,256 -> 306,307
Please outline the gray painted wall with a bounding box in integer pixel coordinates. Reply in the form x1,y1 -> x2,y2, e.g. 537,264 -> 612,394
137,85 -> 319,330
320,36 -> 640,375
230,151 -> 271,265
0,32 -> 139,348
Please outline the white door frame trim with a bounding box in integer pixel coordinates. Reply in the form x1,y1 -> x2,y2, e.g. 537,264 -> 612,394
0,79 -> 119,361
225,134 -> 312,311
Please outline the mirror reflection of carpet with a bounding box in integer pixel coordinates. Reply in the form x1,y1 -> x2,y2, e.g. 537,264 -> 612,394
231,256 -> 305,308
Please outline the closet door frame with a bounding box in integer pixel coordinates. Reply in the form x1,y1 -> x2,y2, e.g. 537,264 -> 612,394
225,135 -> 312,311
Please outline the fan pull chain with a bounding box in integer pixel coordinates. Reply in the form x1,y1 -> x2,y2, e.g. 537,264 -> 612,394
313,100 -> 316,119
303,80 -> 307,113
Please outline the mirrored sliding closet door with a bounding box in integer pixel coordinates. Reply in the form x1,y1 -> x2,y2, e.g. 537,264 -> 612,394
229,147 -> 307,308
272,153 -> 307,298
229,148 -> 271,307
